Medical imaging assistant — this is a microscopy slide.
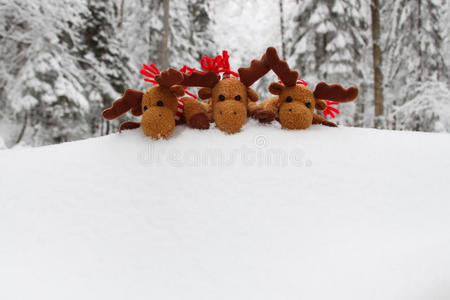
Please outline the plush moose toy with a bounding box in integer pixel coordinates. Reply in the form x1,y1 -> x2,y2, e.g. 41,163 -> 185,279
102,65 -> 210,139
181,51 -> 275,134
250,47 -> 359,129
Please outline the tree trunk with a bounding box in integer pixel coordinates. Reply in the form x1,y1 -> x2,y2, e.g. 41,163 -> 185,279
371,0 -> 385,128
105,119 -> 110,135
417,0 -> 422,82
279,0 -> 286,60
15,111 -> 28,145
118,0 -> 125,28
160,0 -> 170,69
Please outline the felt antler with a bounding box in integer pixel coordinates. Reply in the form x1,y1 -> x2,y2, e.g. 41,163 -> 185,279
155,68 -> 184,87
181,71 -> 220,88
313,82 -> 359,103
238,53 -> 271,87
265,47 -> 298,87
179,65 -> 206,99
102,89 -> 144,120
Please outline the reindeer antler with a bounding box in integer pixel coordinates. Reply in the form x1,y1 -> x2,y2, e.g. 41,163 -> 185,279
238,53 -> 271,87
313,82 -> 359,103
181,71 -> 220,88
265,47 -> 298,87
155,68 -> 184,87
102,89 -> 144,120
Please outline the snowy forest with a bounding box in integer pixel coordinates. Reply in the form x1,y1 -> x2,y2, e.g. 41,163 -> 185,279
0,0 -> 449,148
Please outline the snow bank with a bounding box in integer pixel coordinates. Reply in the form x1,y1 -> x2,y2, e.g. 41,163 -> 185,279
1,122 -> 450,300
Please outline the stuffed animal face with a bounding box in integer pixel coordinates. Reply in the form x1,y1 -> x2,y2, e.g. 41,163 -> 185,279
140,85 -> 184,138
264,46 -> 358,130
199,78 -> 258,134
269,83 -> 327,130
182,51 -> 271,134
102,68 -> 187,139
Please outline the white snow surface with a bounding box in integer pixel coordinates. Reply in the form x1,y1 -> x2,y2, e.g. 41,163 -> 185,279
1,122 -> 450,300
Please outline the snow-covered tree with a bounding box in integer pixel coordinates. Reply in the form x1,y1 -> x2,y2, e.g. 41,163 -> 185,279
393,81 -> 450,132
286,0 -> 370,126
169,0 -> 210,68
187,0 -> 215,60
383,0 -> 449,131
0,0 -> 89,146
77,0 -> 133,135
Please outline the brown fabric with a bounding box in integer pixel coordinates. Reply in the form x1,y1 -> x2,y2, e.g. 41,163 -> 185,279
253,109 -> 276,123
119,121 -> 141,132
246,87 -> 259,101
141,107 -> 176,139
102,89 -> 144,120
181,71 -> 220,88
313,82 -> 359,103
278,101 -> 314,129
265,47 -> 298,87
154,68 -> 184,87
189,113 -> 210,129
208,78 -> 250,134
198,87 -> 212,100
315,99 -> 328,111
247,101 -> 260,116
248,97 -> 279,124
213,100 -> 247,134
169,85 -> 185,97
182,96 -> 210,130
238,53 -> 270,87
268,82 -> 285,95
142,86 -> 179,114
312,113 -> 338,127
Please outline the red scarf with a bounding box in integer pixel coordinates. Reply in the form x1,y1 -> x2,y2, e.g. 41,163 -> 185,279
174,99 -> 184,121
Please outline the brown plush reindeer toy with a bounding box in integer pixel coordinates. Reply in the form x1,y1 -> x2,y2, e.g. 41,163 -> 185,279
181,51 -> 274,134
250,47 -> 359,129
102,66 -> 210,139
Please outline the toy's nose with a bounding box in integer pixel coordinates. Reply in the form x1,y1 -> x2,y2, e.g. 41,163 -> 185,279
219,110 -> 237,115
288,107 -> 308,115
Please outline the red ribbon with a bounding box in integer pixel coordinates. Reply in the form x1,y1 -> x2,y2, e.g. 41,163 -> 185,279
140,63 -> 160,85
200,50 -> 239,78
323,101 -> 340,119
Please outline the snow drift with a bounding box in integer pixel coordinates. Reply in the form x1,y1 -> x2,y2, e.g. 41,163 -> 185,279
1,122 -> 450,300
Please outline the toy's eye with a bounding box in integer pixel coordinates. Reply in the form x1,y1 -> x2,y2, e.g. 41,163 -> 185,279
234,95 -> 241,101
157,100 -> 164,106
219,94 -> 225,101
143,106 -> 148,111
286,96 -> 293,103
305,102 -> 311,108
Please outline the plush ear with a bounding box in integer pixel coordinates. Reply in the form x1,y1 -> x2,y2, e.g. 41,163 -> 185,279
315,99 -> 328,111
169,85 -> 185,97
198,87 -> 212,100
247,87 -> 259,102
268,82 -> 285,95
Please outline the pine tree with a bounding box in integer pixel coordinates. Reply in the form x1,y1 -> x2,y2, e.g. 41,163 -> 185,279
286,0 -> 370,126
77,0 -> 133,135
155,0 -> 216,69
187,0 -> 215,61
0,0 -> 89,146
384,0 -> 449,131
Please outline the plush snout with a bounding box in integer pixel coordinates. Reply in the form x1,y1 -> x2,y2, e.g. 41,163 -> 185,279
213,100 -> 247,134
279,103 -> 313,130
141,107 -> 176,139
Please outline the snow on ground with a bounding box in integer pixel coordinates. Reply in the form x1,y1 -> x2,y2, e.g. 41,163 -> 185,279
1,121 -> 450,300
